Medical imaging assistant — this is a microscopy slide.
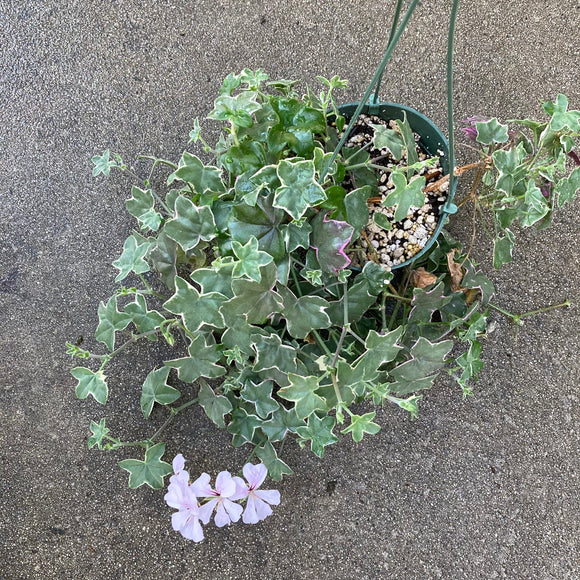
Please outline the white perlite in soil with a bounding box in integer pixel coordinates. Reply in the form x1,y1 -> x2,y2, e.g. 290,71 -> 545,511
341,114 -> 450,269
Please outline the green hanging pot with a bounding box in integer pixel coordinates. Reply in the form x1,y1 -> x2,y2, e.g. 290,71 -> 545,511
338,101 -> 458,270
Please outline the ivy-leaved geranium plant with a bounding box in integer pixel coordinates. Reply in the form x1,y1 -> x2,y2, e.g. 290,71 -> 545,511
69,68 -> 579,542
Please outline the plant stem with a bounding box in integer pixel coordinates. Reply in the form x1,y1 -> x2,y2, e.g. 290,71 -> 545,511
138,274 -> 168,300
489,299 -> 570,324
446,0 -> 461,202
331,282 -> 349,369
149,397 -> 199,443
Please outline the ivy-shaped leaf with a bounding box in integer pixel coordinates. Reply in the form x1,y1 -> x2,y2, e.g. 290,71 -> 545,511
555,166 -> 580,208
371,124 -> 403,160
492,144 -> 526,196
190,258 -> 235,298
295,413 -> 338,458
274,159 -> 326,220
456,340 -> 484,396
91,149 -> 118,177
118,443 -> 173,489
310,211 -> 354,275
278,286 -> 332,340
226,407 -> 263,447
344,186 -> 371,237
240,379 -> 280,418
396,112 -> 419,168
280,220 -> 312,253
168,152 -> 226,194
220,315 -> 268,355
260,405 -> 306,442
165,334 -> 226,383
164,196 -> 216,252
208,91 -> 261,128
408,281 -> 455,325
520,180 -> 549,227
126,186 -> 162,232
231,237 -> 274,282
124,294 -> 166,340
149,229 -> 178,289
255,441 -> 293,481
112,235 -> 151,283
95,296 -> 132,351
475,118 -> 509,145
341,412 -> 381,442
278,373 -> 327,419
163,276 -> 226,332
353,327 -> 404,379
197,380 -> 232,429
493,228 -> 515,268
544,94 -> 580,132
140,367 -> 180,418
383,172 -> 426,222
252,333 -> 299,382
88,418 -> 110,449
388,337 -> 453,395
72,367 -> 108,405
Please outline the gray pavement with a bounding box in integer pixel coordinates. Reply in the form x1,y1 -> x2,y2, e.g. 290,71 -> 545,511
1,1 -> 579,578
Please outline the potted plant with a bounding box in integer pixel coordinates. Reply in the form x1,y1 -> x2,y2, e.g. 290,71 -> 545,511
68,0 -> 579,541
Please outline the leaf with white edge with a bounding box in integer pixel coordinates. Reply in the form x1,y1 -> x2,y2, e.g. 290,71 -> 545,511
386,393 -> 422,419
475,118 -> 509,145
295,413 -> 338,458
197,380 -> 232,429
359,260 -> 393,294
252,333 -> 299,382
313,147 -> 339,178
231,237 -> 273,282
118,443 -> 173,489
371,124 -> 404,160
149,229 -> 178,289
223,262 -> 283,324
95,296 -> 132,351
188,118 -> 202,143
310,211 -> 354,275
164,196 -> 216,252
396,112 -> 418,168
344,186 -> 371,237
220,315 -> 268,355
493,228 -> 515,268
255,441 -> 293,481
208,91 -> 261,128
341,412 -> 381,443
140,367 -> 180,418
278,286 -> 331,340
72,367 -> 109,405
165,333 -> 226,383
278,373 -> 326,419
240,380 -> 280,418
168,152 -> 226,194
124,294 -> 166,340
408,280 -> 455,325
544,94 -> 580,132
274,159 -> 326,220
280,220 -> 312,253
190,258 -> 235,298
112,235 -> 151,283
88,418 -> 110,449
461,263 -> 495,305
260,405 -> 306,442
226,407 -> 263,447
492,144 -> 527,196
521,180 -> 549,227
456,340 -> 484,396
383,172 -> 426,222
163,276 -> 226,332
126,186 -> 162,232
388,337 -> 453,395
353,327 -> 404,378
555,166 -> 580,208
91,149 -> 118,177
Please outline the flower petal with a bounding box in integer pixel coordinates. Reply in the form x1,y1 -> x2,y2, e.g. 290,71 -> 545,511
230,476 -> 249,501
198,498 -> 217,525
254,489 -> 280,506
242,495 -> 260,524
180,515 -> 205,542
223,499 -> 243,523
191,472 -> 213,497
214,503 -> 231,527
252,495 -> 273,521
172,454 -> 185,474
215,471 -> 236,497
242,463 -> 267,489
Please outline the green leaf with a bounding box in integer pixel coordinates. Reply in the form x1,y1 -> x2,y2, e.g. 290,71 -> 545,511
163,276 -> 226,332
88,418 -> 110,449
280,220 -> 312,253
188,117 -> 203,143
295,413 -> 338,458
220,315 -> 268,355
255,441 -> 293,481
126,186 -> 162,232
396,112 -> 419,168
456,340 -> 484,396
165,334 -> 226,383
221,141 -> 269,177
310,211 -> 354,275
383,172 -> 426,222
555,166 -> 580,208
164,196 -> 216,252
274,159 -> 326,220
386,394 -> 422,419
168,152 -> 226,194
118,443 -> 173,489
388,337 -> 453,395
231,236 -> 274,281
544,94 -> 580,131
91,149 -> 118,177
190,258 -> 235,298
278,373 -> 327,419
95,296 -> 132,351
124,294 -> 166,339
475,118 -> 509,145
493,228 -> 515,268
227,407 -> 263,446
149,230 -> 178,289
278,286 -> 332,340
520,180 -> 549,227
341,412 -> 381,443
371,124 -> 404,160
353,327 -> 404,378
72,367 -> 109,405
198,380 -> 233,429
208,91 -> 261,128
344,187 -> 371,236
260,405 -> 306,442
408,281 -> 454,325
252,333 -> 298,383
140,367 -> 180,418
240,380 -> 280,418
492,144 -> 526,195
112,235 -> 151,283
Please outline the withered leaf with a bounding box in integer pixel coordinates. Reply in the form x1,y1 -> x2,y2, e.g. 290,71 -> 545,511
446,250 -> 465,293
410,267 -> 438,289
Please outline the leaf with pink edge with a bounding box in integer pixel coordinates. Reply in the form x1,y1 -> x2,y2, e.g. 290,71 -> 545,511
310,211 -> 354,275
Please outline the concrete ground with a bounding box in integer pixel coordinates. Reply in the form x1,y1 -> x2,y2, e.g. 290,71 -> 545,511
1,1 -> 579,578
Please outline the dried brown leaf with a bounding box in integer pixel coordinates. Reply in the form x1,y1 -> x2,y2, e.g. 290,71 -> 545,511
410,267 -> 438,289
447,250 -> 464,292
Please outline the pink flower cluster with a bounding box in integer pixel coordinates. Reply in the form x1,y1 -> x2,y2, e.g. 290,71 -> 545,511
164,454 -> 280,542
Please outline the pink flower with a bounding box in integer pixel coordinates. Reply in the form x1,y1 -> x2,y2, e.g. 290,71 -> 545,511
461,116 -> 488,142
240,463 -> 280,524
164,470 -> 206,542
192,471 -> 248,527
